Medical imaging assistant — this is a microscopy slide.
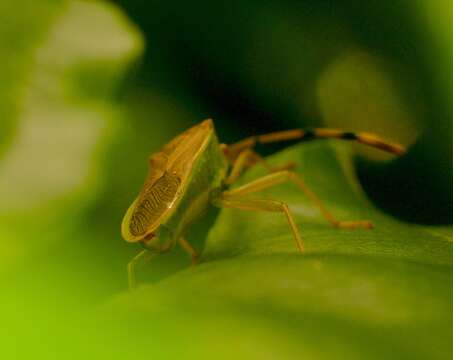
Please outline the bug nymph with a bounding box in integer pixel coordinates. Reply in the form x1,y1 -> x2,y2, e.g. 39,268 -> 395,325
122,119 -> 406,289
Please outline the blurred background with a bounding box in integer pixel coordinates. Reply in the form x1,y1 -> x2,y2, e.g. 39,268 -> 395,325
1,0 -> 453,358
114,0 -> 453,224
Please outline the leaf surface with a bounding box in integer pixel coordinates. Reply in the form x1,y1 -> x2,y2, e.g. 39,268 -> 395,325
99,143 -> 453,359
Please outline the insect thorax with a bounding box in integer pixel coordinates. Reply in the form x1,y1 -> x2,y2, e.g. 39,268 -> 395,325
129,172 -> 181,237
122,119 -> 228,243
160,133 -> 228,238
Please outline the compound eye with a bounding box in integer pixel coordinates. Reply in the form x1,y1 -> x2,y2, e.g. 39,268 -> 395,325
140,232 -> 155,246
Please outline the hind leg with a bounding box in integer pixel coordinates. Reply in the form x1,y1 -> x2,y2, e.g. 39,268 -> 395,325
224,148 -> 295,185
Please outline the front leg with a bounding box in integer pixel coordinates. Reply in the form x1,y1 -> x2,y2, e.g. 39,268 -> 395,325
127,249 -> 157,291
178,237 -> 200,265
127,240 -> 174,290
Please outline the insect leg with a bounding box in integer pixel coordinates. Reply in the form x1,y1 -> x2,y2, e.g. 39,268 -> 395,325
213,197 -> 304,252
225,148 -> 295,185
223,170 -> 373,230
127,249 -> 157,291
178,237 -> 199,265
228,128 -> 406,155
225,149 -> 257,185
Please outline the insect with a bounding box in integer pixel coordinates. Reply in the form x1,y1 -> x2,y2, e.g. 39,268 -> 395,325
122,119 -> 405,289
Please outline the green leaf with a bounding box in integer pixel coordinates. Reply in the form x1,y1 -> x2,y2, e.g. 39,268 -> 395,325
0,1 -> 143,356
95,142 -> 453,359
0,0 -> 143,267
2,2 -> 452,359
0,0 -> 61,156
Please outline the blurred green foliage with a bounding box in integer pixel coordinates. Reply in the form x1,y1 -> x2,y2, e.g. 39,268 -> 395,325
1,0 -> 453,359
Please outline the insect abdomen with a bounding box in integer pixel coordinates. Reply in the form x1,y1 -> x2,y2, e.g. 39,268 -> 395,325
129,172 -> 181,236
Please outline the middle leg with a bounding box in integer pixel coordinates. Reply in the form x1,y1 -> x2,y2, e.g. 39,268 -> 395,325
213,197 -> 304,252
223,170 -> 373,230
